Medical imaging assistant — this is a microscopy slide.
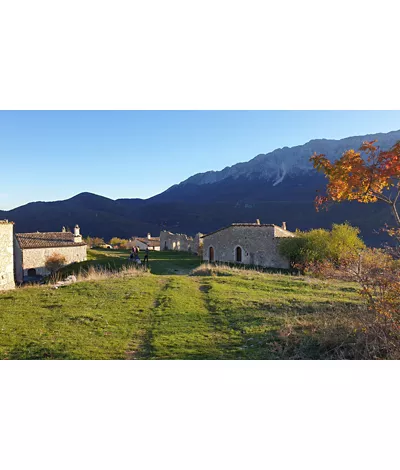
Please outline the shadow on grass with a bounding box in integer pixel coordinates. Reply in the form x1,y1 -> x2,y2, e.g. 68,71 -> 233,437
7,341 -> 75,360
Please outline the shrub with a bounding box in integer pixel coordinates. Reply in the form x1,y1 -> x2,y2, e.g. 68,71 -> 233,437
279,223 -> 365,269
302,247 -> 400,358
45,253 -> 67,275
109,237 -> 129,249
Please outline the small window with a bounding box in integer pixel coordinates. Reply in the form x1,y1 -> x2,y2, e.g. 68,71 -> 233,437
209,246 -> 214,262
27,268 -> 37,277
235,246 -> 242,263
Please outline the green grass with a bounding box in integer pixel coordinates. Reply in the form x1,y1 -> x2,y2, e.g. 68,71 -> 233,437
0,250 -> 363,359
60,248 -> 201,277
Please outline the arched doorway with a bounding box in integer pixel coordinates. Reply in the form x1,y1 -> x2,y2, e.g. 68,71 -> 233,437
235,246 -> 242,263
209,246 -> 214,262
27,268 -> 37,277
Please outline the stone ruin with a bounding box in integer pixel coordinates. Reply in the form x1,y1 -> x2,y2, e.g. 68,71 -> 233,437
160,231 -> 203,255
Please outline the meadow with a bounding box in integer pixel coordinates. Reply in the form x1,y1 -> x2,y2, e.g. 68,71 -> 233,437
0,249 -> 363,359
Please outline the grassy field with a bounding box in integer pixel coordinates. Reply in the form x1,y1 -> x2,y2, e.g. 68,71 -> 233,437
60,248 -> 202,276
0,249 -> 363,359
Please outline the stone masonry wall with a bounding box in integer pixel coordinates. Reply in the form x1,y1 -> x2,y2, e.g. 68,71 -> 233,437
13,236 -> 23,283
202,225 -> 293,269
0,221 -> 15,290
17,244 -> 87,277
160,231 -> 203,254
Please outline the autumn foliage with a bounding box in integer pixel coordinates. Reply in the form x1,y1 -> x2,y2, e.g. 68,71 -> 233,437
310,140 -> 400,226
45,252 -> 67,274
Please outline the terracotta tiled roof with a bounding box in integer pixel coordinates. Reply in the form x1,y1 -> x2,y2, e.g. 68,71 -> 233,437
15,232 -> 87,249
134,237 -> 160,247
201,223 -> 293,238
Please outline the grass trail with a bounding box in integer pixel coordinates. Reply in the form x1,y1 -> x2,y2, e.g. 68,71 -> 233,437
0,251 -> 362,359
134,276 -> 222,359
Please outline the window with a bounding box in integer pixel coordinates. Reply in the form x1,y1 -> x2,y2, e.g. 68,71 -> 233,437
209,246 -> 214,262
27,268 -> 37,277
235,246 -> 242,262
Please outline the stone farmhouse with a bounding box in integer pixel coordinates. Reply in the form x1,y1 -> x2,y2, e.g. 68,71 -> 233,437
160,230 -> 203,255
14,225 -> 87,283
201,221 -> 295,269
129,233 -> 160,251
0,220 -> 15,290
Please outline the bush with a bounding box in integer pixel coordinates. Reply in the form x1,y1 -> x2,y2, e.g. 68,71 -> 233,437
279,223 -> 365,269
83,236 -> 105,248
109,237 -> 129,249
45,253 -> 67,275
301,247 -> 400,358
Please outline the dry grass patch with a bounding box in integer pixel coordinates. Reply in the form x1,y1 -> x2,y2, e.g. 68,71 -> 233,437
191,263 -> 271,277
76,264 -> 150,282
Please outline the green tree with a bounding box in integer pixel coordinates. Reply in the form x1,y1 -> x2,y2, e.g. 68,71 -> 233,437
329,223 -> 365,264
279,223 -> 365,268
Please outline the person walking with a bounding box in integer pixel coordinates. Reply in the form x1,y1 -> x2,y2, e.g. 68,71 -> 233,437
144,246 -> 149,267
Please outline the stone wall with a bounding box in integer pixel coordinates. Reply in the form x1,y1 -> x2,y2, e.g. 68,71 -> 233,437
14,236 -> 23,283
160,231 -> 203,254
202,225 -> 294,269
15,244 -> 87,278
0,221 -> 15,290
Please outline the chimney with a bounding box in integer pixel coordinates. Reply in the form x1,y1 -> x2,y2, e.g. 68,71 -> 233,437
62,226 -> 66,232
256,219 -> 261,225
147,233 -> 151,239
282,222 -> 287,230
74,224 -> 82,243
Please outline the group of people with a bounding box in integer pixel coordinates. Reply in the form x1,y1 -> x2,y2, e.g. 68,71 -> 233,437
129,245 -> 149,266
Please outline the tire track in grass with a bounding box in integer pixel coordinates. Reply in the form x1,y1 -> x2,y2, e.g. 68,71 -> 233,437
197,277 -> 244,358
125,277 -> 168,359
135,276 -> 220,359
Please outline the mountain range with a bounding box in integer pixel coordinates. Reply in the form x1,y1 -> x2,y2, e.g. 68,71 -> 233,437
2,129 -> 400,245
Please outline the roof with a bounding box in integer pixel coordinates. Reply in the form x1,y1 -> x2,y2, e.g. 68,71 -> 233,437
133,237 -> 160,247
15,231 -> 87,249
201,223 -> 293,238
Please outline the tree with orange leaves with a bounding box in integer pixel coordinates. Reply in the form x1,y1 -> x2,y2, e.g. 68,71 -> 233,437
310,140 -> 400,227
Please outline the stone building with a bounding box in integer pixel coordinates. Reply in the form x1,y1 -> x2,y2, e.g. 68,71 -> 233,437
0,220 -> 15,290
14,225 -> 87,283
201,221 -> 295,269
129,233 -> 160,251
160,231 -> 203,254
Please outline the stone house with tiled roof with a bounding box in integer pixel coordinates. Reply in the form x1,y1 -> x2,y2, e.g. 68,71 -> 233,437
201,221 -> 295,269
129,233 -> 161,251
0,220 -> 15,290
14,225 -> 87,282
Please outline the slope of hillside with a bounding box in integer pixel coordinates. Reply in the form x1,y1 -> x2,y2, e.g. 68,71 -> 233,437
1,129 -> 400,244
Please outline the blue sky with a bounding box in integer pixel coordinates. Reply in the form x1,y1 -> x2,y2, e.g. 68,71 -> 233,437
1,110 -> 400,210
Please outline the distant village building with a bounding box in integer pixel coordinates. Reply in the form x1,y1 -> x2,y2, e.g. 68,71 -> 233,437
14,225 -> 87,282
160,231 -> 203,254
0,220 -> 15,290
129,233 -> 160,251
201,221 -> 295,269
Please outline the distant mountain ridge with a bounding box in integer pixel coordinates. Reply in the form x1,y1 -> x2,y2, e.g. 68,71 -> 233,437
177,129 -> 400,187
1,129 -> 400,245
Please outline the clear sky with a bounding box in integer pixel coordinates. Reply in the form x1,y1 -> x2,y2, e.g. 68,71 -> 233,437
1,110 -> 400,210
